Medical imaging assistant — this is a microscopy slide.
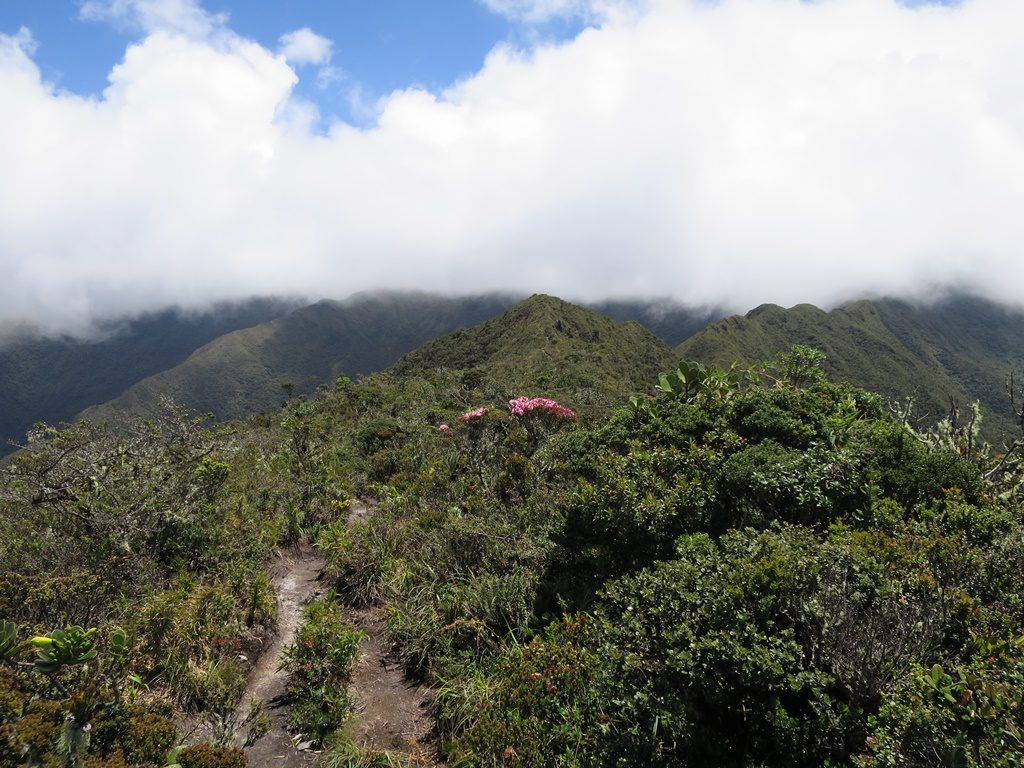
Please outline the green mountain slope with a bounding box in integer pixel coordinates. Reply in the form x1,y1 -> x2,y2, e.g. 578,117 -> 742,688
390,294 -> 679,407
80,292 -> 520,424
873,296 -> 1024,437
0,298 -> 294,453
677,295 -> 1024,443
71,291 -> 1024,447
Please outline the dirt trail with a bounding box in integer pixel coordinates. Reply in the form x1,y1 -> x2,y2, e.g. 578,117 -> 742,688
236,547 -> 326,768
345,500 -> 440,764
235,501 -> 438,766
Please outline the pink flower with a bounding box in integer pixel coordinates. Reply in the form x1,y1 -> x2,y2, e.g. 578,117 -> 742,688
508,396 -> 576,419
438,423 -> 451,432
458,407 -> 489,422
508,396 -> 532,416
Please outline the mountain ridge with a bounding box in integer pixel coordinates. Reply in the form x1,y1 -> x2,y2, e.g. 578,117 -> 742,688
79,292 -> 523,425
0,297 -> 296,454
678,294 -> 1024,443
77,293 -> 706,429
10,290 -> 1022,454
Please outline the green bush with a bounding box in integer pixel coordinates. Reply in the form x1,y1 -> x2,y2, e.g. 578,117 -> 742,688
90,703 -> 177,763
176,744 -> 247,768
851,420 -> 984,509
717,439 -> 867,528
449,617 -> 607,768
84,753 -> 132,768
453,517 -> 1023,766
6,699 -> 63,768
856,638 -> 1024,767
123,712 -> 177,764
282,598 -> 364,744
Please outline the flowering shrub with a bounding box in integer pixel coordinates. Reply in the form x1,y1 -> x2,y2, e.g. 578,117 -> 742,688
443,400 -> 574,433
508,396 -> 576,420
458,407 -> 490,422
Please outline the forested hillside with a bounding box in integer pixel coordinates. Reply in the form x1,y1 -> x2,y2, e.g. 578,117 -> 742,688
79,293 -> 519,426
75,294 -> 687,432
679,294 -> 1024,444
0,299 -> 295,455
1,292 -> 705,457
391,295 -> 679,411
3,296 -> 1023,767
74,293 -> 1024,455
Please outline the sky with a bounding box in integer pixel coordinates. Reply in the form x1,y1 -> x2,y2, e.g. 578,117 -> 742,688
1,0 -> 1022,336
0,1 -> 562,128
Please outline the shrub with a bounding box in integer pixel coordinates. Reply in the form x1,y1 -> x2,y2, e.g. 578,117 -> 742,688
123,712 -> 177,764
282,598 -> 364,744
136,579 -> 266,710
856,639 -> 1024,767
176,744 -> 247,768
8,699 -> 63,766
84,753 -> 131,768
90,704 -> 177,763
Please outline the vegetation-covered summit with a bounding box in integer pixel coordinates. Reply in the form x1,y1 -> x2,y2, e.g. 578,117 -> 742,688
391,294 -> 678,409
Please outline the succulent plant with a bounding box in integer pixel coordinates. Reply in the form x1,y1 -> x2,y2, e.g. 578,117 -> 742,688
30,626 -> 98,674
0,620 -> 21,662
107,627 -> 130,665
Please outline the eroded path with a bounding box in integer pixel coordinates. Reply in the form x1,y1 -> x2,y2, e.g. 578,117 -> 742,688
345,500 -> 441,765
237,502 -> 439,767
347,605 -> 437,760
237,546 -> 326,768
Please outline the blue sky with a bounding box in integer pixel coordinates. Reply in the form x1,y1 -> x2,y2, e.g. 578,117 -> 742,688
0,0 -> 954,126
0,1 -> 585,125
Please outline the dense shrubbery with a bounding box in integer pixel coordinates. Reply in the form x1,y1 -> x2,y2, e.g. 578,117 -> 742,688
314,348 -> 1024,766
1,616 -> 191,768
0,402 -> 349,764
175,744 -> 247,768
4,341 -> 1023,767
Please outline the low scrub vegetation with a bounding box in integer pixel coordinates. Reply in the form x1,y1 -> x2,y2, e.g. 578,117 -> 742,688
281,598 -> 363,745
3,326 -> 1024,766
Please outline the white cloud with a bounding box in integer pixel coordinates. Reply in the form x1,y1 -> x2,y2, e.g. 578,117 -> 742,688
481,0 -> 589,22
78,0 -> 225,38
1,26 -> 37,57
278,27 -> 333,67
479,0 -> 642,24
2,0 -> 1024,336
315,65 -> 344,90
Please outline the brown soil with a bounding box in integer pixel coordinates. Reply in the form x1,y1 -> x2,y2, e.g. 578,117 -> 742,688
344,500 -> 442,765
230,500 -> 440,766
236,546 -> 326,768
347,605 -> 438,761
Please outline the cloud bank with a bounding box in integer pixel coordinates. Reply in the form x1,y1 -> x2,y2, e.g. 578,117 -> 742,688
2,0 -> 1023,335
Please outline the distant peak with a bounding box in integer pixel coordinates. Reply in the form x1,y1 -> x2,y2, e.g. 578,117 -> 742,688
745,303 -> 786,320
519,293 -> 568,308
